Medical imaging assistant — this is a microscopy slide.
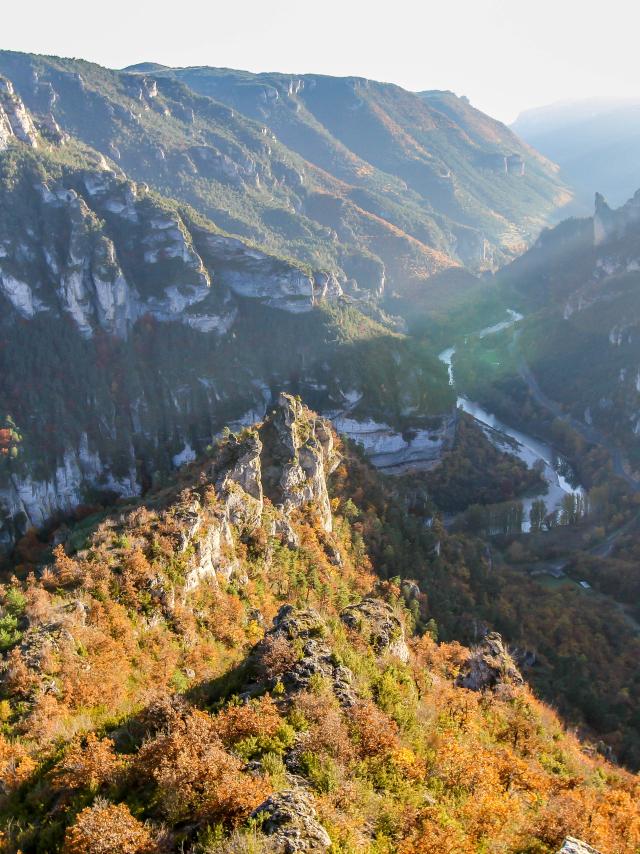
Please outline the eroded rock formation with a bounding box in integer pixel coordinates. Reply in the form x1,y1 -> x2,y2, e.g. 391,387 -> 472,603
252,605 -> 357,708
340,597 -> 409,662
252,789 -> 332,852
456,631 -> 524,692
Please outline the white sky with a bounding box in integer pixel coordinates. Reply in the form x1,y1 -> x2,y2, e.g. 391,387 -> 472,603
4,0 -> 640,123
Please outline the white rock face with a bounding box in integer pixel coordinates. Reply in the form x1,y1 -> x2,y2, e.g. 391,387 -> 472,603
0,273 -> 39,318
332,415 -> 455,473
199,232 -> 341,313
557,837 -> 601,854
206,239 -> 312,308
593,214 -> 608,247
0,77 -> 38,149
183,306 -> 238,334
0,171 -> 225,339
0,434 -> 140,549
0,104 -> 13,150
172,442 -> 197,468
0,166 -> 342,340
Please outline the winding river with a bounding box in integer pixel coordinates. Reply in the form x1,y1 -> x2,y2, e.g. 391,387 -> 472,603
438,311 -> 584,530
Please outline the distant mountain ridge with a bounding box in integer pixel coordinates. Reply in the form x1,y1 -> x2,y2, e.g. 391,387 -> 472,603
158,65 -> 570,273
513,97 -> 640,212
0,51 -> 570,309
485,185 -> 640,466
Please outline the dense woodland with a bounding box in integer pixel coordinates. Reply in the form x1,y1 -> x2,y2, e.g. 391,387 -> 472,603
423,414 -> 546,512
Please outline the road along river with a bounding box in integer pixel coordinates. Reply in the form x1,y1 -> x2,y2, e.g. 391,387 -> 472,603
438,311 -> 585,531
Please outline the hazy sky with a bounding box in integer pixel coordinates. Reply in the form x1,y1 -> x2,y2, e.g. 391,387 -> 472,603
4,0 -> 640,123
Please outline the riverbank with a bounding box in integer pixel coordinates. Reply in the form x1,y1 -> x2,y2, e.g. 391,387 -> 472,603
438,312 -> 585,530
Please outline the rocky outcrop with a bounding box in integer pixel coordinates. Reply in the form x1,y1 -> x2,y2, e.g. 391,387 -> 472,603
196,231 -> 339,314
252,789 -> 331,853
180,397 -> 340,590
249,596 -> 410,706
332,415 -> 455,474
263,394 -> 340,532
593,189 -> 640,246
256,605 -> 357,707
456,632 -> 524,692
182,430 -> 264,590
0,76 -> 38,150
215,430 -> 264,534
557,838 -> 601,854
340,598 -> 409,662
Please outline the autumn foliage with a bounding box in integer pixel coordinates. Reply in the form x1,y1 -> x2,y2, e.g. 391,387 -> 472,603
0,423 -> 638,853
62,801 -> 155,854
135,708 -> 270,826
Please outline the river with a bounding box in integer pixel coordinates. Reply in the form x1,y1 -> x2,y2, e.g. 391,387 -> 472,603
438,311 -> 584,530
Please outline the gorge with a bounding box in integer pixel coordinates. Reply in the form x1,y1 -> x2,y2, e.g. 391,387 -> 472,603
0,42 -> 639,854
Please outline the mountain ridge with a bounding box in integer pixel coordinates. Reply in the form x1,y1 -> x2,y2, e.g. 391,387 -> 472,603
0,50 -> 562,552
0,51 -> 571,303
513,98 -> 640,212
0,393 -> 636,853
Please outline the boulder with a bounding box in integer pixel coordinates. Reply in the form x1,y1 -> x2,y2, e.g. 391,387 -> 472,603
340,598 -> 409,662
253,789 -> 331,852
558,838 -> 602,854
260,605 -> 357,707
456,632 -> 523,692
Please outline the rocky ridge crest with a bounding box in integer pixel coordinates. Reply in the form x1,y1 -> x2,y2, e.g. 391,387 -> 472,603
0,160 -> 341,340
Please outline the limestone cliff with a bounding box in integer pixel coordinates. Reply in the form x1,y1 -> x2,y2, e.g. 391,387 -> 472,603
0,76 -> 38,150
498,185 -> 640,460
0,79 -> 455,553
0,160 -> 335,340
